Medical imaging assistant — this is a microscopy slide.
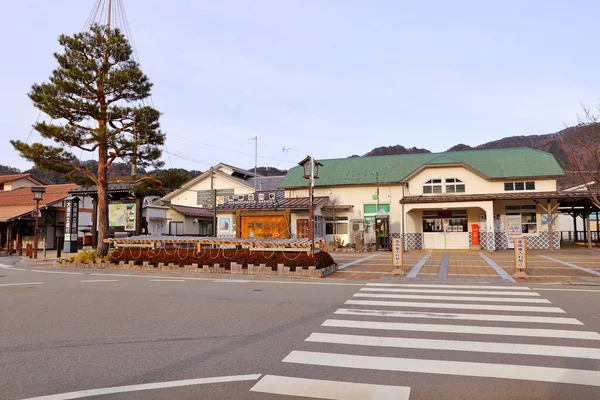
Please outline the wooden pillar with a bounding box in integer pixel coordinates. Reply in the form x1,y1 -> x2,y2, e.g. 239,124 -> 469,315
547,200 -> 553,250
91,198 -> 98,246
596,211 -> 599,242
572,208 -> 577,241
585,203 -> 592,249
135,197 -> 143,236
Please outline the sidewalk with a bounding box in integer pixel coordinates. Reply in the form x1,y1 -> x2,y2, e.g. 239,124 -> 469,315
328,248 -> 600,284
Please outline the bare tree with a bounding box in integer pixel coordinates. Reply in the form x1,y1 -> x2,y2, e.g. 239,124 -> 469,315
562,104 -> 600,209
322,197 -> 343,246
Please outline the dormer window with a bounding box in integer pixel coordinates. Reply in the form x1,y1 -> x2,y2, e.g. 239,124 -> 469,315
247,194 -> 254,201
268,192 -> 276,200
258,193 -> 265,201
238,195 -> 245,201
423,179 -> 442,194
227,195 -> 234,202
446,178 -> 465,193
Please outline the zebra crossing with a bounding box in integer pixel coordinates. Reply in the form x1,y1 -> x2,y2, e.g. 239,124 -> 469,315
250,283 -> 600,399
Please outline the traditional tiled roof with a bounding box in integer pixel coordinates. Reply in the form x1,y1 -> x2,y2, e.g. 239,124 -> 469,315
0,173 -> 45,185
280,148 -> 564,188
168,204 -> 214,218
247,176 -> 285,191
0,184 -> 77,222
217,196 -> 329,211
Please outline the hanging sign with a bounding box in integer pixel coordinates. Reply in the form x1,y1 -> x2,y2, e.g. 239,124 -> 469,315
514,237 -> 527,270
392,237 -> 403,267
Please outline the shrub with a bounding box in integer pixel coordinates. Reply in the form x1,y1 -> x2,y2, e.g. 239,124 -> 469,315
74,248 -> 96,263
108,247 -> 336,270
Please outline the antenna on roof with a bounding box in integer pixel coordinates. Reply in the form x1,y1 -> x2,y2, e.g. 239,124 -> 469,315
249,136 -> 258,189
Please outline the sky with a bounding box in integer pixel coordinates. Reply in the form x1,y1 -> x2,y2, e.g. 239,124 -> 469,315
1,0 -> 600,174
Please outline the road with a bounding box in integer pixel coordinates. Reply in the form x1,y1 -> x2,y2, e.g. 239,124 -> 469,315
1,257 -> 600,399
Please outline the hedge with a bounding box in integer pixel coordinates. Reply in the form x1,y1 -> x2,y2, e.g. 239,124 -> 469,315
108,248 -> 335,270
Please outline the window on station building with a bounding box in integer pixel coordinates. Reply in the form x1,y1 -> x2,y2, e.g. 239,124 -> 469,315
504,181 -> 535,191
422,210 -> 467,232
423,179 -> 442,194
325,216 -> 349,235
505,205 -> 537,233
363,204 -> 390,233
445,178 -> 465,193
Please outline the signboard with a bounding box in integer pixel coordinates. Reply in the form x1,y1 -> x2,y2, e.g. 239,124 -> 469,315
514,237 -> 527,270
108,203 -> 136,231
372,194 -> 378,200
240,215 -> 288,239
63,197 -> 79,253
392,237 -> 403,267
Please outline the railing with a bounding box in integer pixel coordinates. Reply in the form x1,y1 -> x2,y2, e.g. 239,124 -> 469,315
560,231 -> 600,242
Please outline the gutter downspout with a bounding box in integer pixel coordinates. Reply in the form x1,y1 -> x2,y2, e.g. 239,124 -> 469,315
401,182 -> 405,251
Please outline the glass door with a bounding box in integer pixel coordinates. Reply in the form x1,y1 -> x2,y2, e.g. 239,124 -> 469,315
506,213 -> 522,249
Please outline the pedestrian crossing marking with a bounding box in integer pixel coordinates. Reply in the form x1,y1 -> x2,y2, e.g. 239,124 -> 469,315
283,351 -> 600,387
250,375 -> 411,400
360,288 -> 541,296
353,293 -> 551,303
345,299 -> 565,313
334,308 -> 584,325
306,332 -> 600,360
322,319 -> 600,340
366,283 -> 532,290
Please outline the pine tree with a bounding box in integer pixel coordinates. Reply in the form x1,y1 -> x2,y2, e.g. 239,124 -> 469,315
11,24 -> 165,256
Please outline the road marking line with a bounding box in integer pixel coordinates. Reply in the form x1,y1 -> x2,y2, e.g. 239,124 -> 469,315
479,253 -> 516,282
0,282 -> 44,287
0,265 -> 29,271
306,332 -> 600,360
283,351 -> 600,387
334,308 -> 583,325
322,319 -> 600,340
345,299 -> 564,313
80,280 -> 119,283
536,288 -> 600,293
360,288 -> 541,296
407,252 -> 432,278
213,279 -> 251,283
366,283 -> 530,290
337,254 -> 380,270
30,270 -> 84,275
353,293 -> 550,303
250,374 -> 410,400
149,279 -> 185,282
88,273 -> 364,286
21,374 -> 262,400
539,255 -> 600,277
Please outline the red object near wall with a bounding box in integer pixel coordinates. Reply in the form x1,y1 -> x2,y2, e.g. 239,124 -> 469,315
471,224 -> 480,246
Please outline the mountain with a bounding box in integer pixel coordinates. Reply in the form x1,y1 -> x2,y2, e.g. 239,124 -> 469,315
363,145 -> 431,157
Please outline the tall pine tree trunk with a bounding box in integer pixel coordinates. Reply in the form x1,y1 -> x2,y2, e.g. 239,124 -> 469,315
96,142 -> 110,257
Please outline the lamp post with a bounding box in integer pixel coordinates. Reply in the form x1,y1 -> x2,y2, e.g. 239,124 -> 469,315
31,187 -> 46,259
298,156 -> 322,255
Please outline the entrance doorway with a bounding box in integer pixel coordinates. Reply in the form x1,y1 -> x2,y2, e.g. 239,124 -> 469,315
375,210 -> 390,250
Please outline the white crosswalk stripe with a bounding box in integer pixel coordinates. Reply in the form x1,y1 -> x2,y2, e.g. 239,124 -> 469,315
353,292 -> 551,303
252,284 -> 600,398
333,308 -> 584,325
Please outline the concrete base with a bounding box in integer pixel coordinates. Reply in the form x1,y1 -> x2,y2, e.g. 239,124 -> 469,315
392,268 -> 405,276
512,270 -> 530,279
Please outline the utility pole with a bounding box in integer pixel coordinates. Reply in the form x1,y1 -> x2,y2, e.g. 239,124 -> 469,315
376,171 -> 380,211
250,136 -> 258,189
107,0 -> 112,28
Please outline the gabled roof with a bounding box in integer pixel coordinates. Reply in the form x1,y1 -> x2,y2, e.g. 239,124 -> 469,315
0,184 -> 77,222
0,173 -> 45,185
168,204 -> 214,218
280,148 -> 564,188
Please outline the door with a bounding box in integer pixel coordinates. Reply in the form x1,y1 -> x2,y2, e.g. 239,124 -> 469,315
375,217 -> 390,250
296,219 -> 309,239
506,213 -> 522,249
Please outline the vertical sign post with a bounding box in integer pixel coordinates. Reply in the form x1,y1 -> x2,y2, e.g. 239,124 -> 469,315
392,237 -> 405,275
63,196 -> 80,253
512,237 -> 529,279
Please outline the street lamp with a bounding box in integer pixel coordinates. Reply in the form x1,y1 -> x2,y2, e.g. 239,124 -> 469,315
31,187 -> 46,259
298,156 -> 322,255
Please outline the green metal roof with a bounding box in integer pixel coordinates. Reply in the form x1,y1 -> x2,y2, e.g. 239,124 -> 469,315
280,147 -> 564,188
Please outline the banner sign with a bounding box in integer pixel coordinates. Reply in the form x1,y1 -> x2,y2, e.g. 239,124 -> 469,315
392,237 -> 403,267
514,237 -> 527,270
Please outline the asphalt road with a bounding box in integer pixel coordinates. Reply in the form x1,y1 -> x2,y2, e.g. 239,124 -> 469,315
1,257 -> 600,400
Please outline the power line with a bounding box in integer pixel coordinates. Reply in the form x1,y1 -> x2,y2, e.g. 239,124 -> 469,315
169,133 -> 292,163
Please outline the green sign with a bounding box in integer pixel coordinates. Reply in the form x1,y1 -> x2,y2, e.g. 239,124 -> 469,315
372,194 -> 378,200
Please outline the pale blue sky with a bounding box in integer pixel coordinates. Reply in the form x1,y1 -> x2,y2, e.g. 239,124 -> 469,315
1,0 -> 599,173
